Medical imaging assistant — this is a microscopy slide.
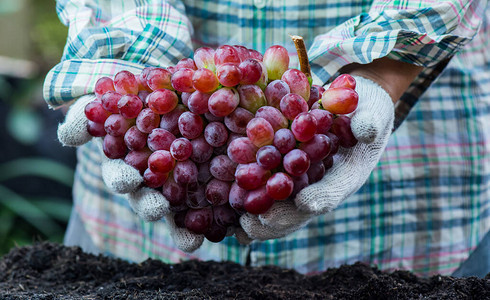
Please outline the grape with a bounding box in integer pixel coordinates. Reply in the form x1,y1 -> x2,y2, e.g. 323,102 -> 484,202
310,101 -> 321,110
186,185 -> 209,209
239,58 -> 262,84
143,168 -> 169,188
148,150 -> 175,174
227,137 -> 258,164
114,70 -> 139,95
173,160 -> 198,185
279,93 -> 308,120
309,109 -> 333,134
224,107 -> 254,134
137,67 -> 154,91
85,100 -> 111,123
94,77 -> 115,100
136,108 -> 160,133
213,204 -> 238,227
194,47 -> 216,72
325,132 -> 340,155
263,45 -> 290,81
321,88 -> 359,114
291,173 -> 309,198
174,211 -> 187,228
204,122 -> 228,147
299,134 -> 331,162
209,155 -> 237,181
147,128 -> 176,151
171,68 -> 195,93
227,132 -> 245,146
124,148 -> 152,174
138,90 -> 150,106
235,163 -> 271,190
248,49 -> 263,61
181,92 -> 192,107
281,69 -> 310,101
229,182 -> 248,214
237,84 -> 267,113
254,106 -> 288,132
243,186 -> 274,215
291,113 -> 318,142
233,45 -> 250,61
146,67 -> 173,91
330,116 -> 358,148
264,79 -> 290,108
308,85 -> 320,108
103,135 -> 126,159
104,114 -> 133,137
185,207 -> 213,234
255,61 -> 268,90
246,117 -> 275,147
118,94 -> 143,119
205,179 -> 232,206
213,144 -> 227,156
170,137 -> 193,161
192,68 -> 219,93
323,155 -> 334,170
123,126 -> 147,151
313,84 -> 326,95
214,45 -> 240,65
208,87 -> 240,117
160,104 -> 187,135
176,58 -> 197,70
204,221 -> 227,243
273,128 -> 296,154
266,172 -> 293,200
169,202 -> 188,213
216,63 -> 242,87
190,136 -> 213,163
256,145 -> 282,170
283,149 -> 310,177
178,111 -> 204,139
147,89 -> 178,114
198,161 -> 212,183
187,91 -> 211,114
329,74 -> 356,89
204,112 -> 224,122
214,134 -> 241,157
162,177 -> 186,206
101,91 -> 122,114
307,161 -> 325,184
87,121 -> 106,137
166,66 -> 178,74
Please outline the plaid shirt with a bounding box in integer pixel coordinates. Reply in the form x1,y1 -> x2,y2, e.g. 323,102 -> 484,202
46,0 -> 489,276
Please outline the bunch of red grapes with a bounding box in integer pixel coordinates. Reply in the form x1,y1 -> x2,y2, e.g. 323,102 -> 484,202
84,44 -> 359,243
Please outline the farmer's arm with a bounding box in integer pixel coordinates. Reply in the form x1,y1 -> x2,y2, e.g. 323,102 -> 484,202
45,0 -> 193,109
307,0 -> 484,127
343,57 -> 423,103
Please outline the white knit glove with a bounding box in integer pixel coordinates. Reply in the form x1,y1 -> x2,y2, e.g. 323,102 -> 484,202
240,76 -> 395,240
58,94 -> 205,252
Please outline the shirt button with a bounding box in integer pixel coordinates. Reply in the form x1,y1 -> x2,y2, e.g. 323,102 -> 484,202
254,0 -> 267,9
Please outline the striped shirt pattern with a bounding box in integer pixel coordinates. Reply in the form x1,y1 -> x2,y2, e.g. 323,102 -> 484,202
46,0 -> 489,276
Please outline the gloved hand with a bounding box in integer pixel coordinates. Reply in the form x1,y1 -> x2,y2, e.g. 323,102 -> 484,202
240,75 -> 395,240
58,94 -> 204,252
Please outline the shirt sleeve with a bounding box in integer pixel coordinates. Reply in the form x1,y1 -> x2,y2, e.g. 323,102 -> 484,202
307,0 -> 487,128
44,0 -> 194,109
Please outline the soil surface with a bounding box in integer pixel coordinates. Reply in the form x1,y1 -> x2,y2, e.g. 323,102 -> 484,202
0,242 -> 488,299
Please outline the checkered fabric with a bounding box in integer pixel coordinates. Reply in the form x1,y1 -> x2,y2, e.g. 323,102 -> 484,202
46,0 -> 489,276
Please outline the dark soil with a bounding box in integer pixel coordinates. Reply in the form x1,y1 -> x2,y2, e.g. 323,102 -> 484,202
0,242 -> 488,299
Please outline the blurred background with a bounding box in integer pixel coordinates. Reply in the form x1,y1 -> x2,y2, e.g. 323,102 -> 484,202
0,0 -> 75,255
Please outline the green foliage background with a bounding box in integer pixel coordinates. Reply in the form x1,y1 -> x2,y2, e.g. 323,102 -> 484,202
0,0 -> 73,255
